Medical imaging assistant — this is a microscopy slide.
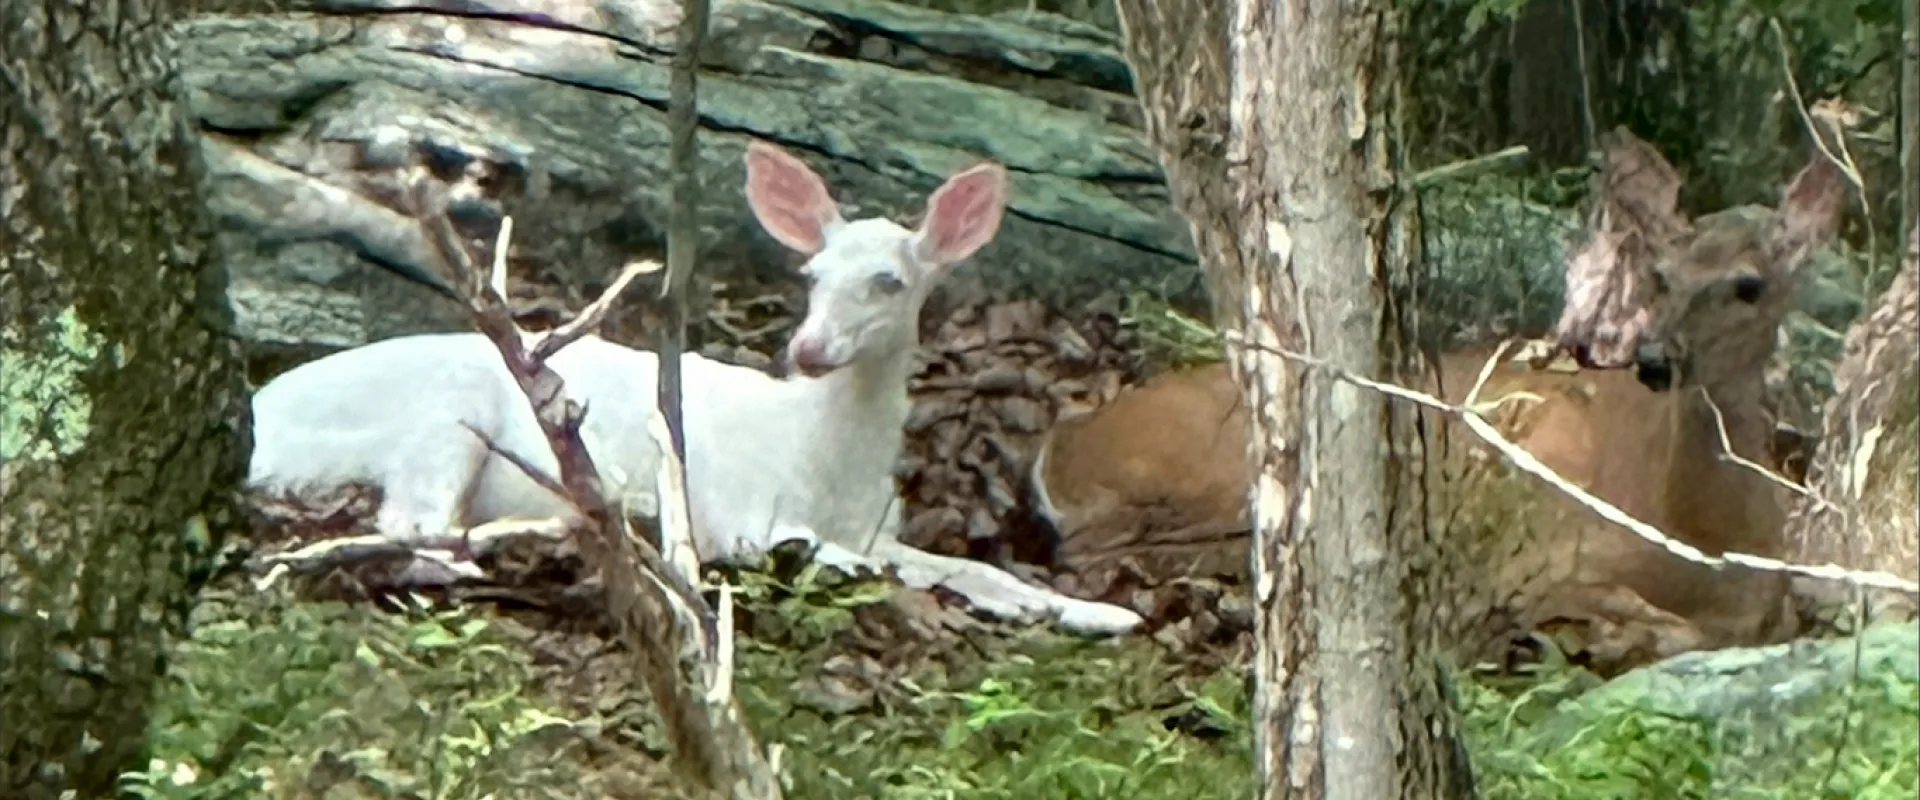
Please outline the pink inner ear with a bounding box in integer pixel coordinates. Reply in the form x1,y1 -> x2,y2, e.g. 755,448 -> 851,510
917,163 -> 1008,265
744,142 -> 842,255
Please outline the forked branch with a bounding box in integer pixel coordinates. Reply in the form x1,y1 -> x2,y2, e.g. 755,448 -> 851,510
405,170 -> 783,798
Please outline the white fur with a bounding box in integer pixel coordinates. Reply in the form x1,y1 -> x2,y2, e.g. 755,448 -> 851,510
246,143 -> 1144,637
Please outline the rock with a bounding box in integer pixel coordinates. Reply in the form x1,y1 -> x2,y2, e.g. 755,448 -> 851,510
180,0 -> 1647,364
179,0 -> 1198,354
1532,620 -> 1918,743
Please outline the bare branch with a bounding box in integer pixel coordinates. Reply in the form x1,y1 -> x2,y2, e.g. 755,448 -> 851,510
461,420 -> 572,502
253,518 -> 572,587
1409,145 -> 1532,190
1699,391 -> 1834,514
529,258 -> 662,363
1221,332 -> 1920,597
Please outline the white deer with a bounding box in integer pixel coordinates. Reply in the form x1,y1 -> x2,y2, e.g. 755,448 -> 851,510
247,139 -> 1145,637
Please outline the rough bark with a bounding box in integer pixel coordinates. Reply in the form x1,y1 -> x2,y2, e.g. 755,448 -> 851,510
1113,0 -> 1466,790
0,1 -> 252,797
1111,0 -> 1244,327
1783,221 -> 1920,628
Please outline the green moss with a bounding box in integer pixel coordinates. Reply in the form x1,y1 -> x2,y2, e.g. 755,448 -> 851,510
1,305 -> 117,461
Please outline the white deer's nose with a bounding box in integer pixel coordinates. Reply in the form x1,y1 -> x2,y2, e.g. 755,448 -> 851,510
784,335 -> 838,377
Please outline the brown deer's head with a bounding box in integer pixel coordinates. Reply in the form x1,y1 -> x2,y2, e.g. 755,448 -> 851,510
1554,128 -> 1846,394
1633,158 -> 1845,392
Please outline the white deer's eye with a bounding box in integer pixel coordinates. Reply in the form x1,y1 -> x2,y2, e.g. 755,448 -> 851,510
869,273 -> 906,295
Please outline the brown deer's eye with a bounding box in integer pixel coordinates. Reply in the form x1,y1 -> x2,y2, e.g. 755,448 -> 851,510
1731,273 -> 1765,303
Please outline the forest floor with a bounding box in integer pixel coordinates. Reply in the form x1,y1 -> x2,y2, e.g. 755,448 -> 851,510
127,550 -> 1917,800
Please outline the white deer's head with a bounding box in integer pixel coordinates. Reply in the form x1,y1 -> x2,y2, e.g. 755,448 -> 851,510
742,140 -> 1009,378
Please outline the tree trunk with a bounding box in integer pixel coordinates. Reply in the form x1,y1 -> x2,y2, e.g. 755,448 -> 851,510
1783,223 -> 1920,628
1903,0 -> 1917,249
1120,0 -> 1474,797
1112,0 -> 1246,327
0,3 -> 251,797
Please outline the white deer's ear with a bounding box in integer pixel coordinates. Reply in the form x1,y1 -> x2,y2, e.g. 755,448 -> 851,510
744,140 -> 845,256
913,161 -> 1008,267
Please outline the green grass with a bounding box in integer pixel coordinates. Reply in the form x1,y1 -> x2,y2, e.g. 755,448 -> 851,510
128,570 -> 1918,800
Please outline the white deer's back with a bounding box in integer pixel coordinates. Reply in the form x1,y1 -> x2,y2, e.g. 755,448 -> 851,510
249,332 -> 907,562
249,333 -> 549,508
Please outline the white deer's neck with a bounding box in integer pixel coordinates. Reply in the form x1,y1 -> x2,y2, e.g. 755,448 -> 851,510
789,338 -> 920,539
809,340 -> 917,444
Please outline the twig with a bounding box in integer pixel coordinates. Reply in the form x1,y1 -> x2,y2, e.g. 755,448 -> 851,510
646,408 -> 702,586
1770,18 -> 1877,280
1220,331 -> 1920,597
706,583 -> 736,704
657,0 -> 713,474
252,517 -> 573,587
1700,390 -> 1834,513
1411,145 -> 1533,190
530,258 -> 660,364
489,217 -> 511,303
1569,0 -> 1596,161
462,419 -> 572,502
1818,587 -> 1872,792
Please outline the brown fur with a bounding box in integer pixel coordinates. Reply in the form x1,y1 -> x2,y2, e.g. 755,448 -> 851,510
1433,342 -> 1790,665
1032,137 -> 1841,670
1033,361 -> 1253,580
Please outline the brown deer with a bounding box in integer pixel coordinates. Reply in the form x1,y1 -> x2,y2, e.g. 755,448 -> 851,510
1031,360 -> 1252,581
1029,129 -> 1845,669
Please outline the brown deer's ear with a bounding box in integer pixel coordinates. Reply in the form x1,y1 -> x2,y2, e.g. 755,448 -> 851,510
1770,157 -> 1845,274
1554,225 -> 1648,369
1551,128 -> 1685,370
744,140 -> 845,256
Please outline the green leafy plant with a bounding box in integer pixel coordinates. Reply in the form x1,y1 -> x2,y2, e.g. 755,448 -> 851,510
122,589 -> 584,799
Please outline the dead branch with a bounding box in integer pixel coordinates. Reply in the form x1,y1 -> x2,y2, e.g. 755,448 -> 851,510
1410,145 -> 1532,190
402,164 -> 780,797
254,518 -> 573,587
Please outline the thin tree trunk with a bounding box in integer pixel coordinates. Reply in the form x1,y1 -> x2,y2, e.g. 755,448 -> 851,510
1120,0 -> 1474,796
657,0 -> 711,466
1902,0 -> 1917,249
0,2 -> 252,796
